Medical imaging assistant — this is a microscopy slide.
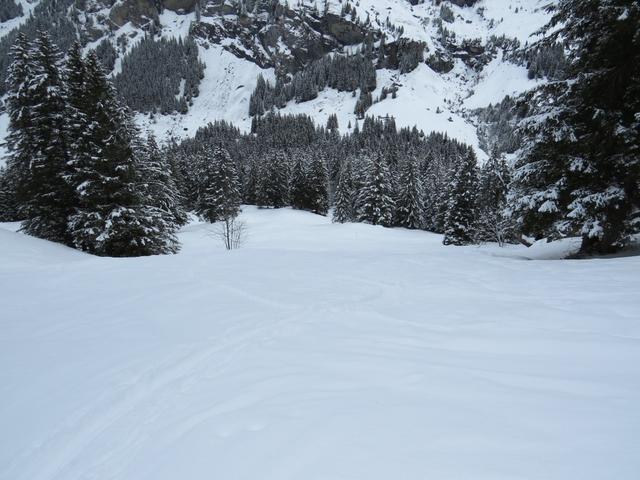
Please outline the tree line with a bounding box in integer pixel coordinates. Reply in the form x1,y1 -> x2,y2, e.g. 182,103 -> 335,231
163,113 -> 514,247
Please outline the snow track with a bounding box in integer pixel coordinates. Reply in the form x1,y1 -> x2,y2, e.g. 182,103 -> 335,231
1,207 -> 639,480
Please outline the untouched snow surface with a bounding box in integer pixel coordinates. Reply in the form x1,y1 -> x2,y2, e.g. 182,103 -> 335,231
1,207 -> 639,480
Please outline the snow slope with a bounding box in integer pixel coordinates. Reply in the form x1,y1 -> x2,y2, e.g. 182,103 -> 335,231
0,0 -> 552,156
1,207 -> 639,480
135,0 -> 549,150
137,43 -> 274,140
464,51 -> 544,109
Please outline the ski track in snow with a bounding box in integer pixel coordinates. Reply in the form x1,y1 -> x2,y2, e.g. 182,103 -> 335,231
1,207 -> 639,480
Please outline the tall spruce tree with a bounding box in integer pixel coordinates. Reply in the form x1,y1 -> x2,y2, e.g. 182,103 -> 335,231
395,157 -> 424,229
17,31 -> 74,244
477,155 -> 515,245
4,33 -> 32,217
65,40 -> 93,184
509,1 -> 640,254
142,134 -> 188,227
68,53 -> 177,256
333,159 -> 356,223
256,151 -> 290,208
196,145 -> 241,223
290,152 -> 311,211
307,153 -> 329,215
131,134 -> 182,254
443,148 -> 479,246
357,153 -> 395,226
0,166 -> 21,221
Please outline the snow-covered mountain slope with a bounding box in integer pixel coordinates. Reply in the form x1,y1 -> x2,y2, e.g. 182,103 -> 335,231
0,0 -> 39,38
0,0 -> 554,161
138,1 -> 551,157
1,207 -> 639,480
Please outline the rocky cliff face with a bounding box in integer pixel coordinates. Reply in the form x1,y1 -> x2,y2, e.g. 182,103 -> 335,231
191,7 -> 367,74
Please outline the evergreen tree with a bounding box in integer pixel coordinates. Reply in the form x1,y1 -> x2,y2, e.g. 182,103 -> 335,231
1,34 -> 31,222
65,40 -> 94,201
290,152 -> 311,210
395,157 -> 424,229
196,145 -> 241,223
477,155 -> 516,245
256,151 -> 290,208
443,148 -> 479,245
0,166 -> 21,221
307,153 -> 329,215
130,133 -> 182,255
68,53 -> 175,256
357,154 -> 395,226
326,114 -> 339,131
243,158 -> 260,204
333,159 -> 356,223
16,31 -> 74,244
509,1 -> 640,254
4,32 -> 32,214
140,134 -> 188,229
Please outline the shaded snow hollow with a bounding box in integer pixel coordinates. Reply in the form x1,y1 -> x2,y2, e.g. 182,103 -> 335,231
1,207 -> 639,480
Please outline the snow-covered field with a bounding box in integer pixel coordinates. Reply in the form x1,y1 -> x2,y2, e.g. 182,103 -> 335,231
1,207 -> 639,480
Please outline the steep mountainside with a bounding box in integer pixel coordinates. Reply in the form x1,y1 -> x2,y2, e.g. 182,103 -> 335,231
0,0 -> 556,161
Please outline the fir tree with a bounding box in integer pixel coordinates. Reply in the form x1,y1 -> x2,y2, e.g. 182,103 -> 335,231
0,166 -> 21,221
4,32 -> 32,213
357,154 -> 395,226
243,158 -> 260,204
65,40 -> 94,202
307,153 -> 329,215
395,157 -> 424,229
196,145 -> 242,223
333,159 -> 356,223
131,133 -> 182,255
443,148 -> 479,246
68,53 -> 176,256
290,152 -> 311,211
509,1 -> 640,254
139,134 -> 188,232
16,31 -> 74,244
326,114 -> 339,131
477,155 -> 516,245
256,151 -> 290,208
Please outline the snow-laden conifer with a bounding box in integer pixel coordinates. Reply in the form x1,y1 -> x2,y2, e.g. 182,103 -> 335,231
443,148 -> 479,246
395,157 -> 424,229
15,31 -> 74,244
196,145 -> 241,223
357,154 -> 395,226
509,0 -> 640,254
333,160 -> 356,223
